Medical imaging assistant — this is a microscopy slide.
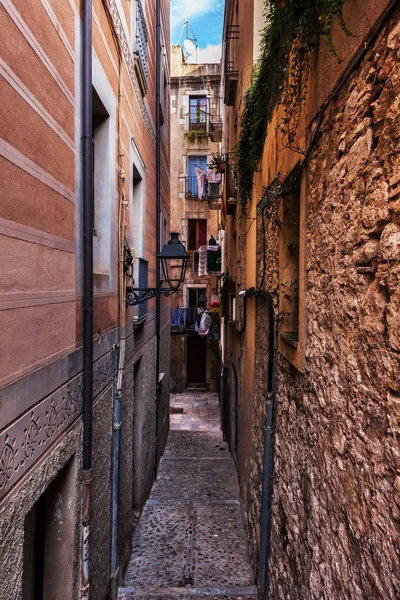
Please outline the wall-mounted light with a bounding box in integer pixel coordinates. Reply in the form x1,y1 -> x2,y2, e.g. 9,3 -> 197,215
126,232 -> 189,306
198,291 -> 207,306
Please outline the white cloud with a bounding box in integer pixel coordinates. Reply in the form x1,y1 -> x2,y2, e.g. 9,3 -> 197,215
170,0 -> 221,27
186,44 -> 222,64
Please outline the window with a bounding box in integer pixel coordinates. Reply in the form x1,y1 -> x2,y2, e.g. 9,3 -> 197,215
279,191 -> 300,345
133,0 -> 148,95
92,87 -> 111,276
278,181 -> 305,372
130,164 -> 144,255
188,219 -> 207,252
188,287 -> 207,309
187,156 -> 207,198
189,96 -> 208,132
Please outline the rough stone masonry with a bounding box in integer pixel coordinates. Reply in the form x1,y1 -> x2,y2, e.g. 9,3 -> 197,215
248,10 -> 400,600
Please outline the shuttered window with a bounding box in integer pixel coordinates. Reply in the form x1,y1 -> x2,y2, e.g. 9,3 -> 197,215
188,219 -> 207,251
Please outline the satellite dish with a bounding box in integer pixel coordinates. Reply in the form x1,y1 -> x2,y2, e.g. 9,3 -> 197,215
183,38 -> 196,56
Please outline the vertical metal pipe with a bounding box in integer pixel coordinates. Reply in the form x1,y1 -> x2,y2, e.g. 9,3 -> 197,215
111,343 -> 123,578
155,0 -> 161,470
81,0 -> 93,596
109,343 -> 122,583
257,291 -> 276,600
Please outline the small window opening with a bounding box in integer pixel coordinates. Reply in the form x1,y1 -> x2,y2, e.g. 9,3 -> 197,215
280,191 -> 300,346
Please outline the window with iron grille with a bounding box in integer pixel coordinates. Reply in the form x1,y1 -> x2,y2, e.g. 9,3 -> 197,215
133,0 -> 148,95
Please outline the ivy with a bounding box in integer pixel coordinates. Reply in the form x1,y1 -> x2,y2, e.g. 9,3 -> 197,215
235,0 -> 350,210
185,130 -> 209,141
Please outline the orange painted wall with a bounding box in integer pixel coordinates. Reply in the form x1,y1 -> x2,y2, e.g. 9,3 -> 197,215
0,0 -> 170,391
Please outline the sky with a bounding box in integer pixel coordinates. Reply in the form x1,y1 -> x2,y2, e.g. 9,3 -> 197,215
170,0 -> 224,64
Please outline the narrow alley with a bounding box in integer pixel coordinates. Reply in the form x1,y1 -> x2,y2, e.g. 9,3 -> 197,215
118,392 -> 257,600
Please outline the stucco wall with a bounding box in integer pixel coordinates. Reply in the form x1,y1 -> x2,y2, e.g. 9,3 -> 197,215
0,0 -> 171,597
169,48 -> 222,392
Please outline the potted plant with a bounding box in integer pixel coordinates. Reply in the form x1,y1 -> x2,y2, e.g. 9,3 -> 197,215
208,152 -> 226,173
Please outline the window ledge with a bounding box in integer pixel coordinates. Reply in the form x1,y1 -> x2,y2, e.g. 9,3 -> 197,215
133,314 -> 147,328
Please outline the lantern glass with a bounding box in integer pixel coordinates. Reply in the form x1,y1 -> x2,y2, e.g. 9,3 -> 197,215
158,232 -> 189,291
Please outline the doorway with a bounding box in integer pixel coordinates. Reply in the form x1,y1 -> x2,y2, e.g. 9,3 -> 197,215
187,336 -> 207,387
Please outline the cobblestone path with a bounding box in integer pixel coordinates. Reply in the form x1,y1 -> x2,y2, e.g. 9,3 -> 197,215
118,392 -> 257,600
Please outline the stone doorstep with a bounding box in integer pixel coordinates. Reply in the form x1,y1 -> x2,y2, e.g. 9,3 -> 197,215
118,585 -> 258,598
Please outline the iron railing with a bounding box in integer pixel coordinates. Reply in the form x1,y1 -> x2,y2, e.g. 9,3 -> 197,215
225,24 -> 240,74
187,109 -> 209,133
182,176 -> 201,199
134,0 -> 148,89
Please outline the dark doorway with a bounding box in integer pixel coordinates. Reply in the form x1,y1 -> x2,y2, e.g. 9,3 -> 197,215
187,336 -> 207,386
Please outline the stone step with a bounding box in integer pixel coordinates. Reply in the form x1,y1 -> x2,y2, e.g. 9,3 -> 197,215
118,585 -> 258,599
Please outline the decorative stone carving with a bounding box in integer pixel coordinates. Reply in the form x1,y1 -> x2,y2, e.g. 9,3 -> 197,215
105,0 -> 156,147
0,349 -> 114,501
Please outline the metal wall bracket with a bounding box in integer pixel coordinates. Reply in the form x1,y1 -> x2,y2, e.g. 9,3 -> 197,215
126,286 -> 175,306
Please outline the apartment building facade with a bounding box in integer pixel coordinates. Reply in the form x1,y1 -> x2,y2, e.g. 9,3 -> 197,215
169,47 -> 222,392
0,0 -> 170,598
221,1 -> 400,599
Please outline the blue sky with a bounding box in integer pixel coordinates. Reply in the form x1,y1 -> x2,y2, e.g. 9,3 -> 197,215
170,0 -> 224,63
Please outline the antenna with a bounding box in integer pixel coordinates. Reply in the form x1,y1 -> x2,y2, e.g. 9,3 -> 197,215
182,21 -> 198,61
183,38 -> 196,57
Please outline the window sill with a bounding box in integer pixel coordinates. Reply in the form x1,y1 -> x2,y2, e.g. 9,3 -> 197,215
133,314 -> 147,328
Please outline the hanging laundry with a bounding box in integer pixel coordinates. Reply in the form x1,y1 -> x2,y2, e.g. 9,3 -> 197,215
198,245 -> 208,276
170,306 -> 180,327
198,312 -> 211,337
195,166 -> 206,200
207,171 -> 221,183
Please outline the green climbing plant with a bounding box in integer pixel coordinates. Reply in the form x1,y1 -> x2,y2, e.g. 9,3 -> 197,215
185,129 -> 209,141
235,0 -> 351,210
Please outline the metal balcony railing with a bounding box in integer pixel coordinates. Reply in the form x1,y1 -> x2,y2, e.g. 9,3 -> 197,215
187,110 -> 209,133
183,176 -> 201,199
225,24 -> 240,74
134,0 -> 148,92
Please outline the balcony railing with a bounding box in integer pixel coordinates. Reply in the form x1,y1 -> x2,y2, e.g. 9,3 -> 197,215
185,101 -> 222,140
225,25 -> 239,74
183,176 -> 202,199
134,0 -> 148,94
224,25 -> 239,105
187,110 -> 209,133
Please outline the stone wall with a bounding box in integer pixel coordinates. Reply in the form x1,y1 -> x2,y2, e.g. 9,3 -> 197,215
245,11 -> 400,600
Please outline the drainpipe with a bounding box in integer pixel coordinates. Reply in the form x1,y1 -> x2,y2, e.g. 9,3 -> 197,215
155,0 -> 161,471
109,26 -> 126,590
111,338 -> 124,584
256,290 -> 277,600
81,0 -> 93,596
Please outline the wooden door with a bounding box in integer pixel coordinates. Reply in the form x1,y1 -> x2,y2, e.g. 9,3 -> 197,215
187,336 -> 207,386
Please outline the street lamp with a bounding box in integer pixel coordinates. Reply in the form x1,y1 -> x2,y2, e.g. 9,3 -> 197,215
126,232 -> 189,306
198,291 -> 207,306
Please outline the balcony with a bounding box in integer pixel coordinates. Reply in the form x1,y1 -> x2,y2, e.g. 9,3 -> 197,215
226,155 -> 237,214
224,25 -> 239,106
182,176 -> 203,199
185,99 -> 222,142
133,0 -> 148,95
181,175 -> 222,207
209,115 -> 222,142
207,179 -> 222,210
